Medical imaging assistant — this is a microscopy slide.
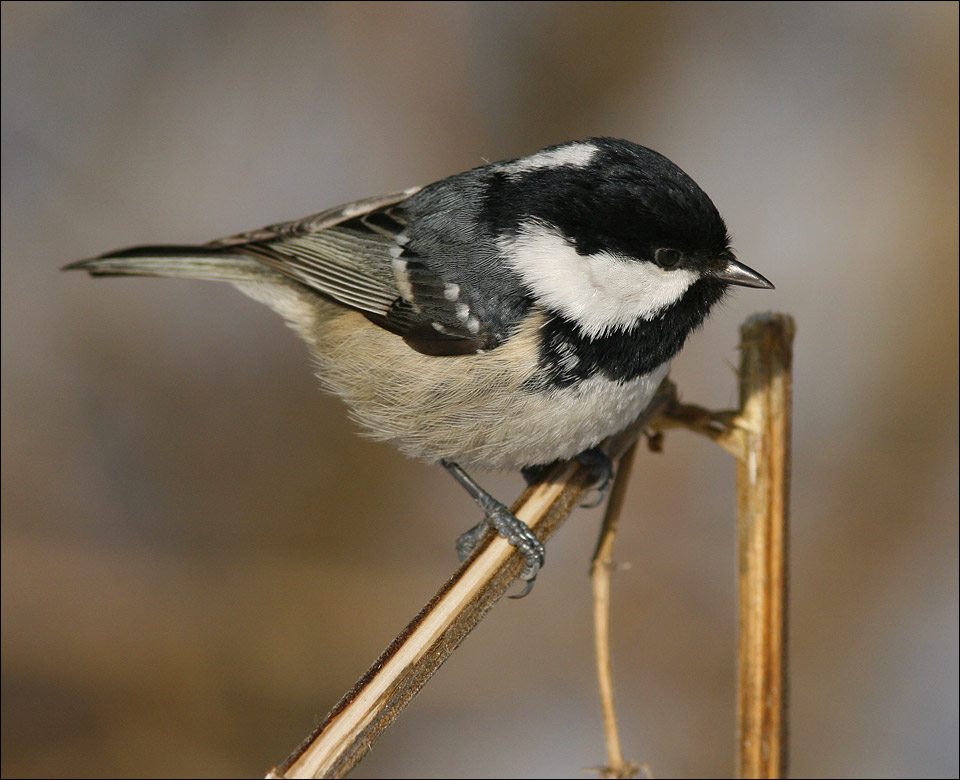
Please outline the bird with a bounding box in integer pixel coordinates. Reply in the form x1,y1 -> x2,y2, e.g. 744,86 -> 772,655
65,137 -> 774,591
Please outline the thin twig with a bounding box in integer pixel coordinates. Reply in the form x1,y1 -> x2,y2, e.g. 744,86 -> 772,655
649,400 -> 744,458
734,313 -> 794,779
588,440 -> 643,779
267,380 -> 678,779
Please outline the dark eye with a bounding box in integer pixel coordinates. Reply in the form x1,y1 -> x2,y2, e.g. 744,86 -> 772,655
654,247 -> 682,269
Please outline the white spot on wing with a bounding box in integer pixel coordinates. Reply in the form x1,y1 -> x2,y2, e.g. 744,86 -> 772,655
391,255 -> 413,299
554,339 -> 580,371
444,283 -> 460,300
500,221 -> 699,338
499,143 -> 599,176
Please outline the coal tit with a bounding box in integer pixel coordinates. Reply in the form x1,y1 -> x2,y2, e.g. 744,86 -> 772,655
66,137 -> 773,587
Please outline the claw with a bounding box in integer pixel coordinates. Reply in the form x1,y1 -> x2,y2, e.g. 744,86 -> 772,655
580,488 -> 609,509
575,447 -> 615,507
508,576 -> 537,600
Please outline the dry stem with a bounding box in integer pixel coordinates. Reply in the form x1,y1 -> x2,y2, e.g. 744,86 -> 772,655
734,313 -> 794,779
588,440 -> 643,779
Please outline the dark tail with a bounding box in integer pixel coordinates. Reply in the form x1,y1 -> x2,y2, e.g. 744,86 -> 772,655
63,244 -> 270,283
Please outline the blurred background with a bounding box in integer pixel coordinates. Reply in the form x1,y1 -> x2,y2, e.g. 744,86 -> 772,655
2,2 -> 957,777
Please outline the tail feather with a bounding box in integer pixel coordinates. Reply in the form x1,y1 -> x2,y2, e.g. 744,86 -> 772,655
63,245 -> 270,283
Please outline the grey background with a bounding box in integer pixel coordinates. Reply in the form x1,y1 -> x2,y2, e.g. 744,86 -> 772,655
3,2 -> 957,777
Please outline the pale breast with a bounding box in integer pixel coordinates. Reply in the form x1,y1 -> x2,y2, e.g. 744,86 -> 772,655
310,306 -> 669,470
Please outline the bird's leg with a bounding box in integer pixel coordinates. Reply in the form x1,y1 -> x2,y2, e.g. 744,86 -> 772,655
441,460 -> 545,593
519,461 -> 552,486
520,447 -> 615,508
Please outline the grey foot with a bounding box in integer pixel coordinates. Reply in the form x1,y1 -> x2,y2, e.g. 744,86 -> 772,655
442,460 -> 545,594
521,448 -> 615,507
575,447 -> 615,508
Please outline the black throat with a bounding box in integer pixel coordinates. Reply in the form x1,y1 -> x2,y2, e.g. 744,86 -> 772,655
534,278 -> 727,388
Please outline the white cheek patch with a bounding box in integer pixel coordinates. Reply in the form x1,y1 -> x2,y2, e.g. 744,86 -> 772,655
500,222 -> 699,338
498,143 -> 599,176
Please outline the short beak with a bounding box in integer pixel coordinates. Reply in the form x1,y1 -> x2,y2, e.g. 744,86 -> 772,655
714,258 -> 775,289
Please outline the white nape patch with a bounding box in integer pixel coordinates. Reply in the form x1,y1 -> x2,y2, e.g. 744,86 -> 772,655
499,143 -> 599,176
500,221 -> 699,338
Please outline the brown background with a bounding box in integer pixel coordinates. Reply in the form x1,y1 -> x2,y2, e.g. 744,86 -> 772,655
2,3 -> 957,777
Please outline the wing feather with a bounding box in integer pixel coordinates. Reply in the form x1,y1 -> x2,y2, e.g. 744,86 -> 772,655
136,185 -> 500,355
214,191 -> 419,318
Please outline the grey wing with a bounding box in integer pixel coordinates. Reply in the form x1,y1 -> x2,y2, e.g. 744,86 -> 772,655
208,187 -> 489,355
207,188 -> 415,318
